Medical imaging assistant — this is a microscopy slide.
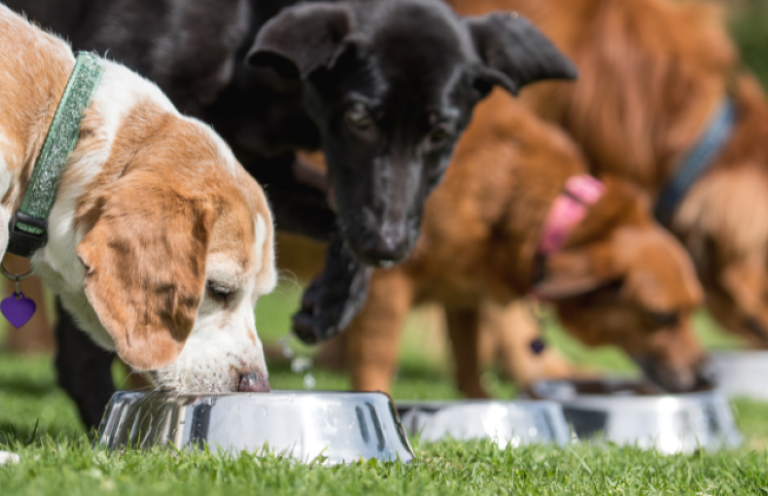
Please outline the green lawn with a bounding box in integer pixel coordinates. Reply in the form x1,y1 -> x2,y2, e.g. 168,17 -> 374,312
3,285 -> 768,495
730,1 -> 768,87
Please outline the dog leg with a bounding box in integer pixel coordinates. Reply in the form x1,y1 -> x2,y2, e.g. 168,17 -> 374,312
292,232 -> 373,344
445,307 -> 488,399
54,299 -> 116,432
347,270 -> 413,393
480,300 -> 589,387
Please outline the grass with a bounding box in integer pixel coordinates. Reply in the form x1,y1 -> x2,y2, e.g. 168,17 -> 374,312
3,435 -> 768,496
730,1 -> 768,87
3,284 -> 768,495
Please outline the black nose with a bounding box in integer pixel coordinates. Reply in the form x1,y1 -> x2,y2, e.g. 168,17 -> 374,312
358,228 -> 411,266
693,357 -> 718,390
634,354 -> 716,393
237,372 -> 271,393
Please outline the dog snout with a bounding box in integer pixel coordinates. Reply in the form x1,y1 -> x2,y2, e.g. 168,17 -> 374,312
692,356 -> 718,390
237,372 -> 271,393
633,353 -> 714,393
357,212 -> 413,265
361,232 -> 409,265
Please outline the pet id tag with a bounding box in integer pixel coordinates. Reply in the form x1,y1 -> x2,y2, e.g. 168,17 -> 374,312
1,291 -> 36,328
0,266 -> 37,329
529,337 -> 546,355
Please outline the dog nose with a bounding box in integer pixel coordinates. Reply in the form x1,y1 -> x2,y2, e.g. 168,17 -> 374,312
693,356 -> 718,390
237,372 -> 271,393
360,231 -> 410,265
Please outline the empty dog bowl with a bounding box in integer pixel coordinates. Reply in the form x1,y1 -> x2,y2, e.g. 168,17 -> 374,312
711,351 -> 768,400
396,400 -> 572,447
97,391 -> 414,465
528,379 -> 742,454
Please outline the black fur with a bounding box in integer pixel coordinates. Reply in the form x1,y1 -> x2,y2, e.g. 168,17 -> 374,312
3,0 -> 575,429
248,1 -> 577,264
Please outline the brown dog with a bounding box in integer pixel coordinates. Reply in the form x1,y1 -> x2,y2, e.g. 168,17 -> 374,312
343,90 -> 708,397
447,0 -> 768,348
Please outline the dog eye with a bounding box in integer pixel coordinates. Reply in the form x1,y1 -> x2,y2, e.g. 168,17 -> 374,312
206,282 -> 234,304
345,103 -> 373,130
428,127 -> 453,147
643,311 -> 680,328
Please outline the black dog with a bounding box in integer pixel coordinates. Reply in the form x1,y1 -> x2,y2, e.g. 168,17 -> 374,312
5,0 -> 575,429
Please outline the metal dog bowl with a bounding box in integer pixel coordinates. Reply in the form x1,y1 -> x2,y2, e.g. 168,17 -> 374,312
712,351 -> 768,400
528,379 -> 742,454
97,391 -> 414,465
396,400 -> 572,447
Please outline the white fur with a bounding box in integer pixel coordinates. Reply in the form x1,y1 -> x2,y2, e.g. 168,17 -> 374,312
33,60 -> 180,350
151,234 -> 278,391
0,130 -> 14,255
15,51 -> 276,392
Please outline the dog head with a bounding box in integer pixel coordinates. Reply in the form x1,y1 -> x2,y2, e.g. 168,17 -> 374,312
535,178 -> 710,392
33,64 -> 277,393
248,0 -> 576,265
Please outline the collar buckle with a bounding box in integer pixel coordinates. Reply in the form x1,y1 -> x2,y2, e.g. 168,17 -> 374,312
7,212 -> 48,259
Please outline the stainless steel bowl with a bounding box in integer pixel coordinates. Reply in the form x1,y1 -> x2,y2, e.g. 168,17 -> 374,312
97,391 -> 414,465
396,400 -> 572,447
528,379 -> 742,454
712,351 -> 768,400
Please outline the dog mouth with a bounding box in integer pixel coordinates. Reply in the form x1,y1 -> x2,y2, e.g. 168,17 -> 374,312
145,368 -> 270,394
632,354 -> 716,393
338,213 -> 419,267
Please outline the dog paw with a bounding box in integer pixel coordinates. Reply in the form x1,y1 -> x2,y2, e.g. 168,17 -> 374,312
292,235 -> 372,344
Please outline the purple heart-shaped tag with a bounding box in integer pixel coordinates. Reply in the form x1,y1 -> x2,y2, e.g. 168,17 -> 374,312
1,292 -> 37,328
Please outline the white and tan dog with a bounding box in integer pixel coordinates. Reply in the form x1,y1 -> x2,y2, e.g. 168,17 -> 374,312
0,5 -> 276,393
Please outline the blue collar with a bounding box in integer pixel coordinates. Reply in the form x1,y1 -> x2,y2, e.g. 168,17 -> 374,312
654,97 -> 737,225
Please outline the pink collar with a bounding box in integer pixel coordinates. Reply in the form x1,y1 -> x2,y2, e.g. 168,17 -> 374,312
538,175 -> 605,254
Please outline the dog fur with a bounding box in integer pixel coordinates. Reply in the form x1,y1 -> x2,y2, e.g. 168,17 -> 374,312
343,90 -> 709,396
0,4 -> 276,392
448,0 -> 768,349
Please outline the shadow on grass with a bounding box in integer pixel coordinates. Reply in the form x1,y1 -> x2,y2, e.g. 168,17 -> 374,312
0,420 -> 87,447
0,377 -> 60,399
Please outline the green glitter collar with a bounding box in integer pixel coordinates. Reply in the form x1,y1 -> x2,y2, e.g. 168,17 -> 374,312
7,52 -> 104,258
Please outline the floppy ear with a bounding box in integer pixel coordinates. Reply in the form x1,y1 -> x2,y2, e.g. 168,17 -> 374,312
534,246 -> 617,300
466,12 -> 578,95
76,181 -> 214,371
246,3 -> 354,79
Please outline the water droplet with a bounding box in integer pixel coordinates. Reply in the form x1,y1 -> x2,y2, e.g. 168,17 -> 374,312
291,357 -> 314,373
280,337 -> 296,359
304,373 -> 316,390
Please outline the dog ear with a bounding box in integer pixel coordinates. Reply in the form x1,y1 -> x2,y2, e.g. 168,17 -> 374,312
466,12 -> 577,96
246,3 -> 354,80
534,245 -> 617,300
76,177 -> 214,371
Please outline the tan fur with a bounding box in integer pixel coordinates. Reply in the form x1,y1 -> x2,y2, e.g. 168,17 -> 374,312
477,301 -> 592,386
0,7 -> 74,205
448,0 -> 768,347
0,5 -> 276,384
345,90 -> 706,396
